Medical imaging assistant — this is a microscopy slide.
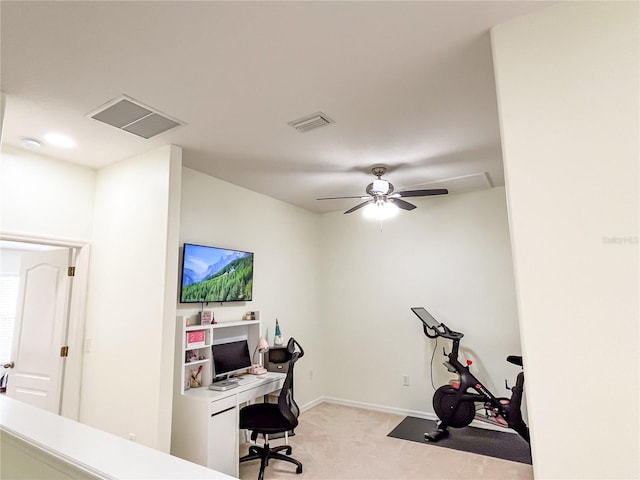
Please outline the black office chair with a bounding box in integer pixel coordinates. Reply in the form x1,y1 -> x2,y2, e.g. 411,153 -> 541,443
239,337 -> 304,480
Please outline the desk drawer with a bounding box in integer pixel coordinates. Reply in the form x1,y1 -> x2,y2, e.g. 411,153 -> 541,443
209,395 -> 236,416
237,378 -> 283,404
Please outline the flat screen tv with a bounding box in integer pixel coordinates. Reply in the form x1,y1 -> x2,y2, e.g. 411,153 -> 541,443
180,243 -> 254,303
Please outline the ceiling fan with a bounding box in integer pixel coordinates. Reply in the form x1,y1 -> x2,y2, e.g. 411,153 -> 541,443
317,166 -> 448,215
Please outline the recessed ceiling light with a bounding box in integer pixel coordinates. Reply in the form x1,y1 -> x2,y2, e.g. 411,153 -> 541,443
44,132 -> 76,148
20,137 -> 42,149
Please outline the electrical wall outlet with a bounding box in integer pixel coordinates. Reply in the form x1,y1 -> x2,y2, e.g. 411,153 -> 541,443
403,374 -> 410,386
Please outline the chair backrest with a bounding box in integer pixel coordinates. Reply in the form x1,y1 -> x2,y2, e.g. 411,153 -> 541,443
277,337 -> 304,428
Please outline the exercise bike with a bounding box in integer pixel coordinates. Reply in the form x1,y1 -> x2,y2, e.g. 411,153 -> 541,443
411,307 -> 530,444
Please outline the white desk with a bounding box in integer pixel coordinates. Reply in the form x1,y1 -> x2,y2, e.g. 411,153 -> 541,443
171,372 -> 285,478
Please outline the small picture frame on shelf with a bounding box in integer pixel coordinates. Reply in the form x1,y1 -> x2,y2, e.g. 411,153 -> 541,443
186,350 -> 198,363
201,310 -> 214,325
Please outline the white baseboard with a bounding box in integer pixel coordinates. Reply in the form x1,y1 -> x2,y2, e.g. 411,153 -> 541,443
316,396 -> 438,421
301,396 -> 516,434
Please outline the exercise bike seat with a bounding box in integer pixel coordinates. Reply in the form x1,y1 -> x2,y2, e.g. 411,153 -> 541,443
507,355 -> 523,366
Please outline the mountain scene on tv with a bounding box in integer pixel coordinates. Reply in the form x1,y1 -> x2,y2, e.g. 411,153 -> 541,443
182,246 -> 253,302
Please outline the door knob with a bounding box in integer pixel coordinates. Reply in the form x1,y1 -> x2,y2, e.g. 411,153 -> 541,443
2,362 -> 14,369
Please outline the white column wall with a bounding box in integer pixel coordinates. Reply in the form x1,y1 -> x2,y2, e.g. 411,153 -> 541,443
318,187 -> 521,414
179,168 -> 323,408
0,92 -> 6,139
157,147 -> 182,450
492,2 -> 639,478
81,145 -> 181,451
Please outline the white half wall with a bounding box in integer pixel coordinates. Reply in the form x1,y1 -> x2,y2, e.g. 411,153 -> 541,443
0,146 -> 95,241
492,2 -> 639,479
318,187 -> 521,415
81,145 -> 182,452
178,168 -> 323,407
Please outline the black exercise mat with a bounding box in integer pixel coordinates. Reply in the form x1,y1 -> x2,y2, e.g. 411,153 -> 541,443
388,417 -> 532,465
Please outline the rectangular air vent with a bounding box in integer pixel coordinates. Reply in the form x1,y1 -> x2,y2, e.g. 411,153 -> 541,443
88,95 -> 184,139
288,111 -> 334,133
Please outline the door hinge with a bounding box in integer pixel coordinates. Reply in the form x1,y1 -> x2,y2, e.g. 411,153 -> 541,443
67,266 -> 76,277
60,346 -> 69,357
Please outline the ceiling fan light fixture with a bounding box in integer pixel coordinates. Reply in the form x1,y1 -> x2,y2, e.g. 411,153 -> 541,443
372,179 -> 389,194
363,201 -> 398,221
317,164 -> 448,214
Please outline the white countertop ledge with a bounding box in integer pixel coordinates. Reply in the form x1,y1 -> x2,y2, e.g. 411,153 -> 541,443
0,395 -> 234,479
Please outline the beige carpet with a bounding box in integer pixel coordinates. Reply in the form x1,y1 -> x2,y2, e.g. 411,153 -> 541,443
239,402 -> 534,480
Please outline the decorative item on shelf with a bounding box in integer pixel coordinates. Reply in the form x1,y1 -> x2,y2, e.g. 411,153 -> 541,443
190,365 -> 203,388
248,337 -> 269,375
274,319 -> 284,346
243,310 -> 260,321
186,350 -> 199,363
201,309 -> 214,325
186,330 -> 206,348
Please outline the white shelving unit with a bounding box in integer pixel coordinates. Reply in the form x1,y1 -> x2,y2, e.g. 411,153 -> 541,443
171,315 -> 282,477
175,317 -> 261,394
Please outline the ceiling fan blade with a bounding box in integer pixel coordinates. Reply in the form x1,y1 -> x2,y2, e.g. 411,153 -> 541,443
344,200 -> 373,214
317,195 -> 370,200
390,198 -> 416,211
396,188 -> 448,198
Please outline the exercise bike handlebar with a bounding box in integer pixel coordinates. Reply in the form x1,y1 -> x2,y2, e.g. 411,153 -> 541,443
423,322 -> 464,341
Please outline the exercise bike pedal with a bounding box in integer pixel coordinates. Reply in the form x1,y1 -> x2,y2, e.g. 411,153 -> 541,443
424,428 -> 449,442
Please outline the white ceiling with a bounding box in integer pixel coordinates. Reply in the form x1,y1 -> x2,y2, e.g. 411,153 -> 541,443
0,1 -> 552,213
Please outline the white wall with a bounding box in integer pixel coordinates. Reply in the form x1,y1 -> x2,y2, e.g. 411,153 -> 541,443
0,92 -> 6,140
0,146 -> 96,241
0,148 -> 96,423
318,187 -> 521,414
179,168 -> 323,407
492,2 -> 639,479
81,145 -> 181,452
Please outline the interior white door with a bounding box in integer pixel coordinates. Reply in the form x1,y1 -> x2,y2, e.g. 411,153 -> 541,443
6,248 -> 71,413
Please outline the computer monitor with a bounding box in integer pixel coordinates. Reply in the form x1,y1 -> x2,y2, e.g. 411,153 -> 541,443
211,339 -> 252,380
411,307 -> 440,329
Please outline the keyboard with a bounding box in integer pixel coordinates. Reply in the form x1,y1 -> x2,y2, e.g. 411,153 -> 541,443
236,376 -> 259,386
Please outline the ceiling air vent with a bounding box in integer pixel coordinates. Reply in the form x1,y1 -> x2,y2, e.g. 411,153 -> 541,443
288,111 -> 334,133
87,95 -> 185,139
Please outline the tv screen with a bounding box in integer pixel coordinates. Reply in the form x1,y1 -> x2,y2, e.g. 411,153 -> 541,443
180,243 -> 254,303
211,339 -> 252,379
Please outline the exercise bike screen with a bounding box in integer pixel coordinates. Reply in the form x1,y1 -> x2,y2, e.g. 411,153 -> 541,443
411,307 -> 440,329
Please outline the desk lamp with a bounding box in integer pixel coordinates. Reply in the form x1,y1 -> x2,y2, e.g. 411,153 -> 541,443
248,337 -> 269,374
